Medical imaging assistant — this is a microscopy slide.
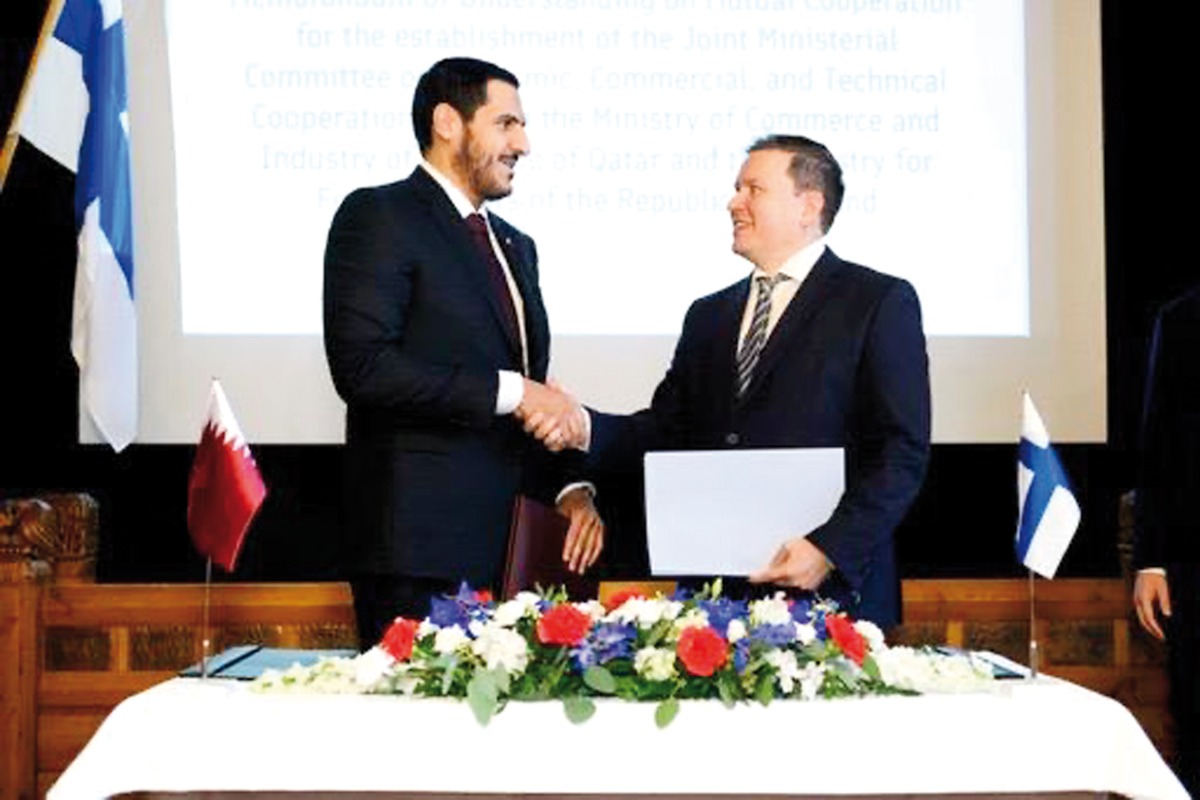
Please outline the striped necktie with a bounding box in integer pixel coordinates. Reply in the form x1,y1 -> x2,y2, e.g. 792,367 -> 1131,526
736,273 -> 787,397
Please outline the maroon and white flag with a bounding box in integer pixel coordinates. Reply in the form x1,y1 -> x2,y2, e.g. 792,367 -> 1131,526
187,379 -> 266,571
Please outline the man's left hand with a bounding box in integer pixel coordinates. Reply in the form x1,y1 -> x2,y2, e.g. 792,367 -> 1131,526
749,537 -> 830,590
557,488 -> 604,574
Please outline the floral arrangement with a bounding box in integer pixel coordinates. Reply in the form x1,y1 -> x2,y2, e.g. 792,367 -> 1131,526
254,582 -> 996,726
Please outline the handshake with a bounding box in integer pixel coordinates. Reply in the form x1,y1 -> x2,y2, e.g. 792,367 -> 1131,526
515,378 -> 588,452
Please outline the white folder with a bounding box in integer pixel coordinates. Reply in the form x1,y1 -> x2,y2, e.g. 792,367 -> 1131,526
644,448 -> 844,576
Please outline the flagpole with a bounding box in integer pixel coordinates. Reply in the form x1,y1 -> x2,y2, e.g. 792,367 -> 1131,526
1027,568 -> 1039,679
0,0 -> 66,190
201,557 -> 213,680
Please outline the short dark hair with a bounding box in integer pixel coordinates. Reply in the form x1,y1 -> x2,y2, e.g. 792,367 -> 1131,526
411,57 -> 520,154
748,135 -> 844,232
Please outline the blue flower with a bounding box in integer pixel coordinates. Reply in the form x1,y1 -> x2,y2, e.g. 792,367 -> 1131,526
732,638 -> 752,674
789,597 -> 813,623
749,623 -> 796,648
428,596 -> 471,630
698,597 -> 748,635
811,608 -> 828,641
571,622 -> 636,671
428,583 -> 492,631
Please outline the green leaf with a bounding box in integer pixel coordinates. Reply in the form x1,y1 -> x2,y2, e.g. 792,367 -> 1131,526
562,695 -> 596,724
655,697 -> 680,728
583,665 -> 617,695
467,671 -> 499,726
754,673 -> 775,705
716,673 -> 737,707
862,655 -> 882,682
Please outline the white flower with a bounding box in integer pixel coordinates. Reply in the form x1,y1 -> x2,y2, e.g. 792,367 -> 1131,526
416,619 -> 440,638
493,592 -> 541,627
353,647 -> 396,688
576,599 -> 607,621
797,662 -> 825,700
671,608 -> 710,638
470,624 -> 529,674
608,598 -> 683,628
433,625 -> 470,655
726,618 -> 748,642
874,647 -> 994,693
749,593 -> 792,626
764,649 -> 801,694
853,620 -> 886,653
633,647 -> 677,682
794,622 -> 817,646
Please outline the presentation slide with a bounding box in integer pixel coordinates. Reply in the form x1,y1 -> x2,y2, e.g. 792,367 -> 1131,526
115,0 -> 1105,445
167,1 -> 1026,339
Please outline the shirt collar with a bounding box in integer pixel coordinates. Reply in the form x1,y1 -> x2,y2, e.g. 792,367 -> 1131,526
752,237 -> 826,284
421,160 -> 485,220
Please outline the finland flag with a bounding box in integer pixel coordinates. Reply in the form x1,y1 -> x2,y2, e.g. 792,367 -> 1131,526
7,0 -> 137,451
1017,393 -> 1081,578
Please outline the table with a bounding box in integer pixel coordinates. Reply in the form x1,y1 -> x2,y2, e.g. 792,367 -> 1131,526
48,676 -> 1186,800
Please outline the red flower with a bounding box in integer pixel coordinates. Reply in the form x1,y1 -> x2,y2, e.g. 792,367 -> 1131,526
536,603 -> 593,646
676,626 -> 728,677
826,615 -> 866,665
380,617 -> 420,662
475,589 -> 493,604
603,588 -> 646,612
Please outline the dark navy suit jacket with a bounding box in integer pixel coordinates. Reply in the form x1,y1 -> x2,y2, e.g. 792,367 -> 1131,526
590,248 -> 931,626
323,167 -> 567,584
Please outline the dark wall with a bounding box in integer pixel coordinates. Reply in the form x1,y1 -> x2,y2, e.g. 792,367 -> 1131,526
0,2 -> 1190,583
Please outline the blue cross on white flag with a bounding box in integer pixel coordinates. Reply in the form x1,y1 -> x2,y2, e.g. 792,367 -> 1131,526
12,0 -> 137,451
1017,393 -> 1081,578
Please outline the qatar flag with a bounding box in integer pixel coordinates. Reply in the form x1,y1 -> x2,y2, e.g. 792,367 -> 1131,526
187,379 -> 266,571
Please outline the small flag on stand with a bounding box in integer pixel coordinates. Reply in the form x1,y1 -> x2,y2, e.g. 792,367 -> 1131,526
187,380 -> 266,572
2,0 -> 139,451
1017,393 -> 1081,578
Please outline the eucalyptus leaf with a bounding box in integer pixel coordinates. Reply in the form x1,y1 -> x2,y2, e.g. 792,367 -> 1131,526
655,697 -> 680,728
583,665 -> 617,694
440,655 -> 459,694
467,672 -> 499,725
492,666 -> 511,694
563,695 -> 596,724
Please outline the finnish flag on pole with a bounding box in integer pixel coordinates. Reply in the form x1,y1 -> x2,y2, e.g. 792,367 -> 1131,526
11,0 -> 137,451
1017,393 -> 1081,578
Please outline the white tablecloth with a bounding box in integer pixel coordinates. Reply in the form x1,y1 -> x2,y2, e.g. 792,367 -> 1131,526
48,675 -> 1187,800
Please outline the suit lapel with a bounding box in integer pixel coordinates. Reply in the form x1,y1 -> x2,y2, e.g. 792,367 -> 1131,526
735,248 -> 841,404
411,169 -> 523,366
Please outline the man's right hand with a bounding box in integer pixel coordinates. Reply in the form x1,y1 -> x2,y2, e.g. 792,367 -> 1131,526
516,379 -> 586,451
1133,571 -> 1171,641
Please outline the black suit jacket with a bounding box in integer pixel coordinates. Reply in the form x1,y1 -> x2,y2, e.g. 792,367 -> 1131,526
323,167 -> 566,584
1136,285 -> 1200,571
590,248 -> 930,626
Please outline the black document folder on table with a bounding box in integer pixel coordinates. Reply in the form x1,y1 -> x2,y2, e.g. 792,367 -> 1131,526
179,645 -> 357,680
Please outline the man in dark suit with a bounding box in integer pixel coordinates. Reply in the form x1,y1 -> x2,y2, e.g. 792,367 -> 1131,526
1134,285 -> 1200,795
526,135 -> 929,627
323,58 -> 602,646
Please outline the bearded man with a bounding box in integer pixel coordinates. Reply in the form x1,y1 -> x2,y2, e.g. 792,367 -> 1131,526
323,57 -> 602,646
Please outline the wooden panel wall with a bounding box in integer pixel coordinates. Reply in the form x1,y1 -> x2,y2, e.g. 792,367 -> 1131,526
0,579 -> 1171,800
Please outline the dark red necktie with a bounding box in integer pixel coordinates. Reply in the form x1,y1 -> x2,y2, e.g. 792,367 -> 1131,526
465,213 -> 521,347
